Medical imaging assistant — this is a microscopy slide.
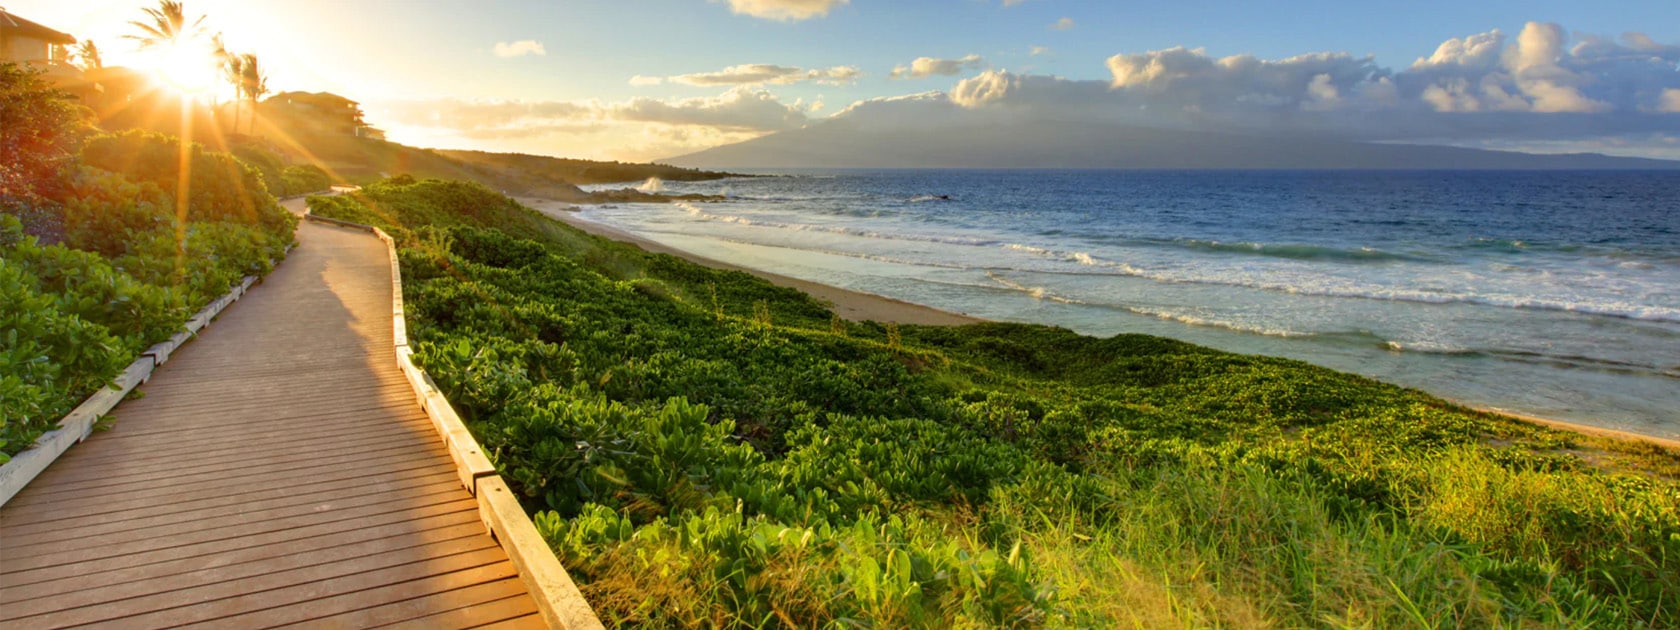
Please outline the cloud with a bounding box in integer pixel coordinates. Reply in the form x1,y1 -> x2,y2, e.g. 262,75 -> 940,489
661,63 -> 861,87
890,55 -> 985,79
628,75 -> 664,86
819,23 -> 1680,158
1661,89 -> 1680,113
720,0 -> 847,21
1029,46 -> 1050,57
492,40 -> 546,58
1051,17 -> 1075,31
371,88 -> 808,141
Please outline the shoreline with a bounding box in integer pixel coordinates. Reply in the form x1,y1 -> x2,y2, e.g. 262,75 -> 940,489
518,196 -> 1676,452
518,197 -> 981,326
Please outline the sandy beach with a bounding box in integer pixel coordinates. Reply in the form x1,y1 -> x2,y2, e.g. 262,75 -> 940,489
518,197 -> 981,326
519,196 -> 1677,452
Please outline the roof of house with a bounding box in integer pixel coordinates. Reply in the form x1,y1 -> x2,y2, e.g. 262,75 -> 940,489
0,10 -> 78,45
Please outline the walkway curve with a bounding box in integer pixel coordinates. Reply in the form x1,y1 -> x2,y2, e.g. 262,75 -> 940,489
0,202 -> 543,628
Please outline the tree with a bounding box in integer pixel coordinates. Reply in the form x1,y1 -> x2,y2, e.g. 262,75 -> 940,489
70,41 -> 104,71
123,1 -> 207,51
237,53 -> 268,135
0,63 -> 94,236
215,37 -> 244,133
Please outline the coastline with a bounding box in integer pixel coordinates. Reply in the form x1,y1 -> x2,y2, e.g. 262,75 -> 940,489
517,197 -> 981,326
518,196 -> 1676,452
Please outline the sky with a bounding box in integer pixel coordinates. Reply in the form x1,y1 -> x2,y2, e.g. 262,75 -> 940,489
12,0 -> 1680,161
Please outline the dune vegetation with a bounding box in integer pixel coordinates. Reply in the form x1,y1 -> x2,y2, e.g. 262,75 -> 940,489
0,64 -> 295,459
310,177 -> 1680,628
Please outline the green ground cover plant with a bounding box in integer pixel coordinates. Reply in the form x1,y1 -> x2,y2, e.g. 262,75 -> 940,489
0,63 -> 296,459
313,177 -> 1680,628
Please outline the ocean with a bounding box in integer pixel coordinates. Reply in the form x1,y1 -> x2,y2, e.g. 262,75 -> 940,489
575,170 -> 1680,439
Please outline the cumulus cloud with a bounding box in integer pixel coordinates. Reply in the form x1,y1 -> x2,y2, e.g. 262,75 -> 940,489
1050,17 -> 1075,31
492,40 -> 546,58
890,55 -> 985,79
720,0 -> 847,21
628,75 -> 664,86
819,23 -> 1680,157
659,63 -> 861,87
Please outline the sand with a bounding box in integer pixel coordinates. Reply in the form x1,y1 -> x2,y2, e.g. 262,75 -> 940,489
517,197 -> 981,326
517,196 -> 1676,452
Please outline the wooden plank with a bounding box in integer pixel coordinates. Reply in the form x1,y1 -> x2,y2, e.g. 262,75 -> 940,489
9,434 -> 446,503
1,448 -> 449,516
29,417 -> 435,483
10,480 -> 463,561
18,415 -> 437,487
3,486 -> 470,571
2,512 -> 486,606
0,452 -> 449,528
373,592 -> 541,630
478,476 -> 603,630
1,497 -> 482,587
292,577 -> 533,628
2,520 -> 492,618
163,553 -> 519,629
474,613 -> 550,629
1,469 -> 459,542
16,543 -> 512,629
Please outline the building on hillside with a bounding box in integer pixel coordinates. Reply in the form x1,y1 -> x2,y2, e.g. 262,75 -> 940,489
1,10 -> 79,78
265,91 -> 367,135
0,10 -> 98,101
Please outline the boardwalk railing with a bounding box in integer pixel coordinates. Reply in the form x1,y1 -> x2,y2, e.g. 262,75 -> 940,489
302,212 -> 603,630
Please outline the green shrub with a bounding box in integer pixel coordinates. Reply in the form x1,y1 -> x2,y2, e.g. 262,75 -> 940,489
355,175 -> 1680,627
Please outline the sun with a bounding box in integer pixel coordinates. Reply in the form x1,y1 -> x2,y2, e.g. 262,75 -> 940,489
150,42 -> 219,96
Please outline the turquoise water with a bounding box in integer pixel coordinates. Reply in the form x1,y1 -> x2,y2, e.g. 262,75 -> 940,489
576,170 -> 1680,439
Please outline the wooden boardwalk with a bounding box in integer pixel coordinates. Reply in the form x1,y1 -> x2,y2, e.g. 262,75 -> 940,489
0,217 -> 544,628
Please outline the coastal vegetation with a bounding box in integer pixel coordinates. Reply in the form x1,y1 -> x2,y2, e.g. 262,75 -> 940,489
0,63 -> 294,459
311,177 -> 1680,628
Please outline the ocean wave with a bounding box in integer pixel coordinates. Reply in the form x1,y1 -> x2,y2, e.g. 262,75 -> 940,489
984,272 -> 1083,304
1120,305 -> 1315,338
1143,238 -> 1428,263
675,202 -> 997,246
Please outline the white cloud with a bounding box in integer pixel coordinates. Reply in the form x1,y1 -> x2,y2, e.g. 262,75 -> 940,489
373,88 -> 807,140
720,0 -> 847,21
890,55 -> 985,79
492,40 -> 546,58
653,64 -> 861,87
628,75 -> 664,86
1029,46 -> 1050,57
1660,89 -> 1680,113
826,23 -> 1680,156
1051,17 -> 1075,31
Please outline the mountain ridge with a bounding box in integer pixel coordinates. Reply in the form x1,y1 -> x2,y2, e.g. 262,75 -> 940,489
667,119 -> 1680,170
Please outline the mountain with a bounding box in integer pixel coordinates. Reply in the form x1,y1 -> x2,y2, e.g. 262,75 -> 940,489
666,119 -> 1680,170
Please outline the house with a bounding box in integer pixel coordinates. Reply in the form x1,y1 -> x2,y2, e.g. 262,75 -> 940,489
265,91 -> 367,135
1,10 -> 78,74
0,10 -> 96,101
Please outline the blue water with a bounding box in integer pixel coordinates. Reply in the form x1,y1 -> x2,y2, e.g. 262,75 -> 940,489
574,170 -> 1680,439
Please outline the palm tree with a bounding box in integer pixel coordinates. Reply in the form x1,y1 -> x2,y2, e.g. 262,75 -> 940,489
213,35 -> 244,132
71,41 -> 104,71
123,1 -> 206,51
238,53 -> 269,135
